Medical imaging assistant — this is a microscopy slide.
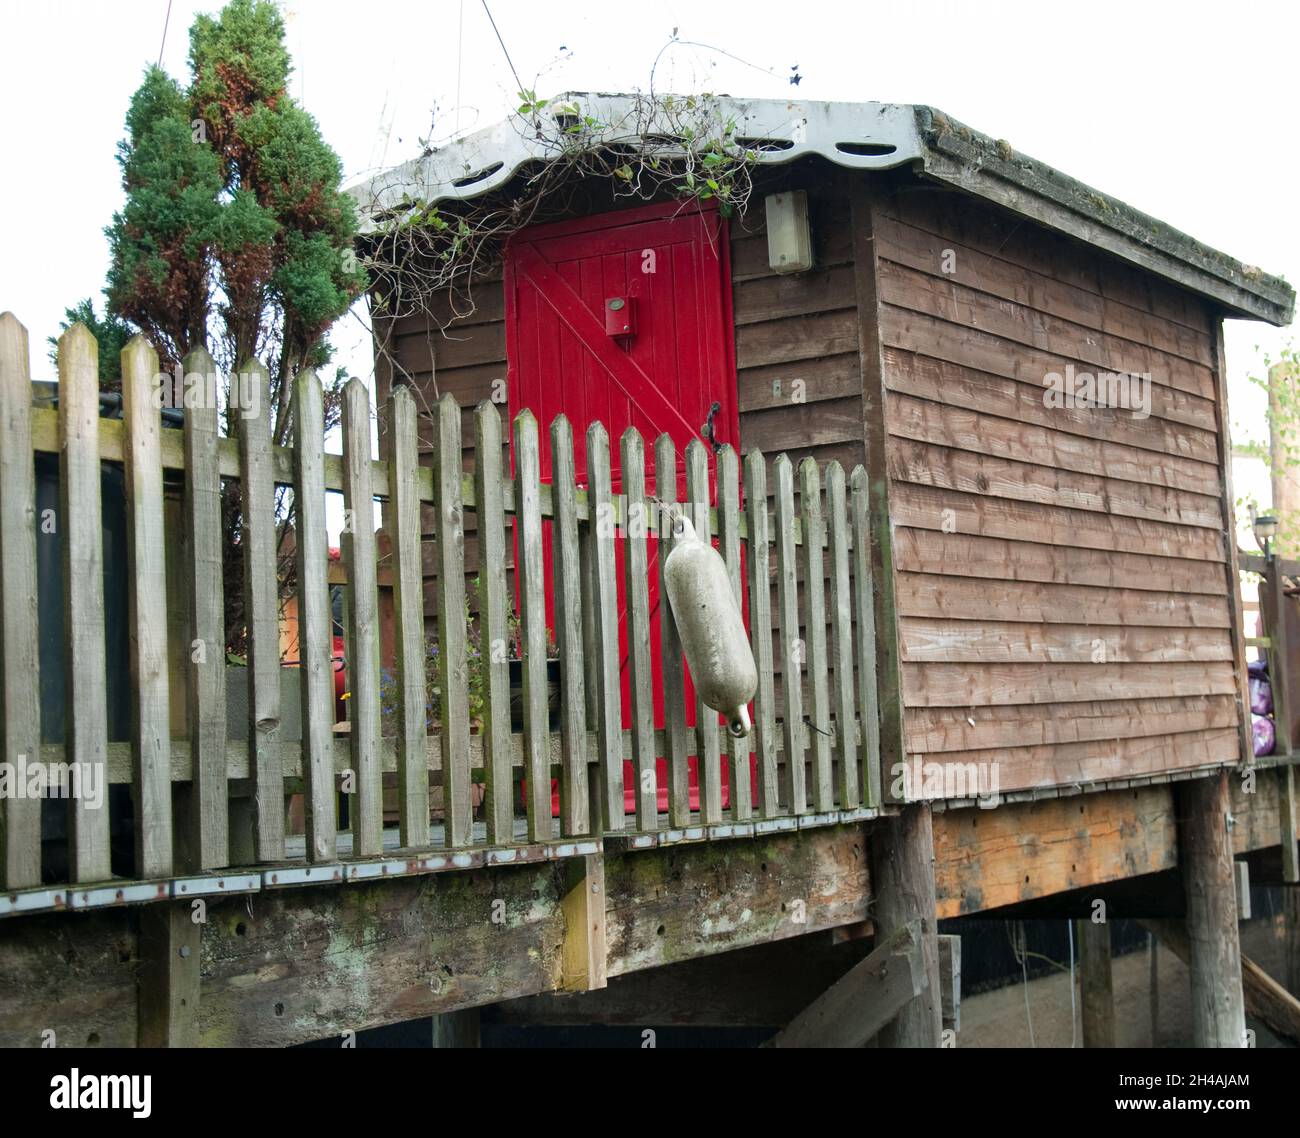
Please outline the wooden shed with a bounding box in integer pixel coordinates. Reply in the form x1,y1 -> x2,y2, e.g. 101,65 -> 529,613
357,95 -> 1294,806
7,98 -> 1299,1052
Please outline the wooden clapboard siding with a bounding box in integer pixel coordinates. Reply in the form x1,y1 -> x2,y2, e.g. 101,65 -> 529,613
891,481 -> 1226,563
878,187 -> 1213,333
878,259 -> 1216,399
888,439 -> 1224,529
884,347 -> 1220,466
875,186 -> 1241,796
730,184 -> 865,469
903,726 -> 1240,793
874,211 -> 1215,366
894,530 -> 1225,595
886,388 -> 1221,495
906,693 -> 1240,754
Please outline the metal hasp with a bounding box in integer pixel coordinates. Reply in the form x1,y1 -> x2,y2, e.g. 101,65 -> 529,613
663,513 -> 758,737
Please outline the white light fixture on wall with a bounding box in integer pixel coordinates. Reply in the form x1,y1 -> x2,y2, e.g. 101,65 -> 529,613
766,191 -> 813,274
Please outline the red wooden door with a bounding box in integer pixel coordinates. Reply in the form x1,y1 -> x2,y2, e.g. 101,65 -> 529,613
504,200 -> 739,814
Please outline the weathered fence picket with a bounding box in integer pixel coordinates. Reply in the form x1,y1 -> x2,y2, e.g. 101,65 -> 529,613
621,427 -> 657,831
514,409 -> 552,841
473,399 -> 511,845
389,386 -> 431,846
59,325 -> 112,882
551,416 -> 588,837
432,394 -> 472,848
799,458 -> 833,813
655,434 -> 691,828
292,369 -> 336,864
2,320 -> 890,904
178,346 -> 224,870
586,422 -> 623,832
0,314 -> 42,889
686,438 -> 723,825
342,379 -> 383,857
826,462 -> 859,810
123,337 -> 174,877
743,450 -> 778,819
850,466 -> 882,808
238,359 -> 284,861
773,454 -> 805,815
717,445 -> 749,822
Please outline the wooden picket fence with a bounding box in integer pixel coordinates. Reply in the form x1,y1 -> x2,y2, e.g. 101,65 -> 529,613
0,314 -> 884,896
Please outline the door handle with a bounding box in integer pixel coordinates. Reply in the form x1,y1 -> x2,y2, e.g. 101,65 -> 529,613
701,401 -> 723,454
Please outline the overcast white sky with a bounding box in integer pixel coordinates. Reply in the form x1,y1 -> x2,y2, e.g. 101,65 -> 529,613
1,0 -> 1295,525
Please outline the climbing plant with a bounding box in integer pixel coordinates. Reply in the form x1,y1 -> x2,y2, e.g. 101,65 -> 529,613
360,89 -> 765,378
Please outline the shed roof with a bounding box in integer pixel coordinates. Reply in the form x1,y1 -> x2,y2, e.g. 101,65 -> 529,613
353,95 -> 1293,326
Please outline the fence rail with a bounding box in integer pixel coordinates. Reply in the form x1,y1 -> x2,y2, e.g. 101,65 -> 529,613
0,316 -> 885,902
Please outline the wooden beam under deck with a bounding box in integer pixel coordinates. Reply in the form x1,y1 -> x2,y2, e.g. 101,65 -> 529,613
0,774 -> 1290,1047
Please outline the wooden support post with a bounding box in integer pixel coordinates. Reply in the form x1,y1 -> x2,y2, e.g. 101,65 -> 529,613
1143,917 -> 1300,1046
138,903 -> 200,1048
768,919 -> 925,1048
1176,771 -> 1247,1047
1148,932 -> 1160,1047
560,853 -> 607,992
937,934 -> 961,1034
1074,918 -> 1115,1047
1281,765 -> 1299,885
869,806 -> 942,1047
1286,888 -> 1300,997
1235,861 -> 1252,921
430,1008 -> 481,1048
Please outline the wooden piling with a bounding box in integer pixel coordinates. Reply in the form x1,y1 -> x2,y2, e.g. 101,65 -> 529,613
1075,918 -> 1115,1047
1177,770 -> 1247,1047
870,804 -> 942,1047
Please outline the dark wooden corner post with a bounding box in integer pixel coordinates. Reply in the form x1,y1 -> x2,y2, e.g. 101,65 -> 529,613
852,179 -> 942,1047
1178,769 -> 1247,1047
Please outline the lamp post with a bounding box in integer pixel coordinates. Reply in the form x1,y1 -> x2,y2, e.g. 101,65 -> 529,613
1255,513 -> 1279,562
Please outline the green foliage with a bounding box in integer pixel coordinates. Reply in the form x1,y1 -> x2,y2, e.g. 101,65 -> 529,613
46,299 -> 134,391
188,0 -> 291,161
1246,341 -> 1300,550
106,65 -> 223,370
104,0 -> 365,405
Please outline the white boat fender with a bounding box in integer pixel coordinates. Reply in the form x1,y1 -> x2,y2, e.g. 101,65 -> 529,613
663,512 -> 758,738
